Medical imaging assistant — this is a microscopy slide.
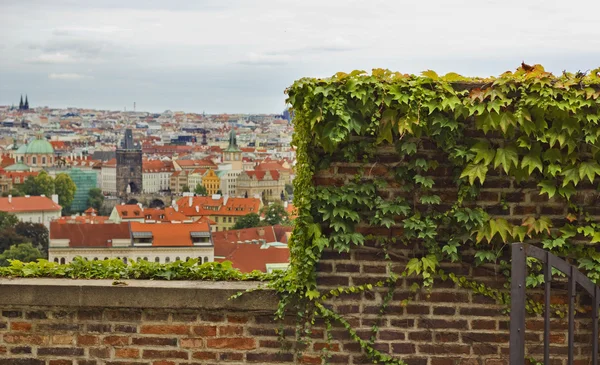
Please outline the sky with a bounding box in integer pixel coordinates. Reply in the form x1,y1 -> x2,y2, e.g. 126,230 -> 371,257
0,0 -> 599,114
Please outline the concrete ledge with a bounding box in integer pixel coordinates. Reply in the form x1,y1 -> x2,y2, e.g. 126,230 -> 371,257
0,278 -> 278,311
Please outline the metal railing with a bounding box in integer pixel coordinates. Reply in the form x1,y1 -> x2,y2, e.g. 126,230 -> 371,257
510,243 -> 599,365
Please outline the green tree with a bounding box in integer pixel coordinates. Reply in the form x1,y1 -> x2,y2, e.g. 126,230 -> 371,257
14,222 -> 49,257
182,185 -> 190,193
54,173 -> 76,209
194,184 -> 207,196
0,211 -> 19,230
1,189 -> 24,197
22,171 -> 54,196
0,228 -> 28,254
285,183 -> 294,196
260,202 -> 290,226
87,188 -> 104,211
233,213 -> 261,229
0,243 -> 43,266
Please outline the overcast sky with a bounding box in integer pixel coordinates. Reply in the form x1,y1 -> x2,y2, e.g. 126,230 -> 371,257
1,0 -> 599,114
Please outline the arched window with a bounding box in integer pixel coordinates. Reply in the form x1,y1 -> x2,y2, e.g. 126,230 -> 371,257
186,257 -> 190,261
32,156 -> 37,165
60,258 -> 65,264
203,257 -> 209,263
53,258 -> 59,263
104,257 -> 109,260
93,257 -> 98,261
42,156 -> 46,165
165,257 -> 170,263
123,257 -> 127,264
143,257 -> 148,261
155,257 -> 160,263
175,257 -> 180,261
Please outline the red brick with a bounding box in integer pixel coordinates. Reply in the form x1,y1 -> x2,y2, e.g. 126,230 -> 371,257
206,337 -> 256,350
180,338 -> 204,348
115,348 -> 139,359
419,344 -> 470,354
142,349 -> 188,360
300,355 -> 322,364
192,351 -> 217,360
89,347 -> 110,358
140,325 -> 189,335
152,362 -> 175,365
49,361 -> 72,365
220,352 -> 243,361
192,325 -> 217,336
10,322 -> 32,331
77,335 -> 99,346
226,315 -> 248,324
471,320 -> 496,330
52,334 -> 73,345
131,337 -> 177,346
313,342 -> 340,352
218,325 -> 243,336
103,336 -> 129,346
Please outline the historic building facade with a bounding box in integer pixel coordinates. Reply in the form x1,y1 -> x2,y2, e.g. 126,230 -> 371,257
116,129 -> 142,197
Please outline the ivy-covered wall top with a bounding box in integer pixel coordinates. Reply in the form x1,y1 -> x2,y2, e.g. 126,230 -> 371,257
282,64 -> 600,364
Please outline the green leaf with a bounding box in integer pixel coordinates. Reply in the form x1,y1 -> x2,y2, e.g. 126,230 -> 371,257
489,218 -> 511,242
421,255 -> 438,272
460,163 -> 488,185
578,161 -> 600,183
400,142 -> 417,155
414,175 -> 434,188
521,151 -> 543,174
421,70 -> 439,80
420,195 -> 441,204
406,258 -> 422,276
493,145 -> 519,174
538,180 -> 557,198
471,141 -> 495,165
561,167 -> 580,187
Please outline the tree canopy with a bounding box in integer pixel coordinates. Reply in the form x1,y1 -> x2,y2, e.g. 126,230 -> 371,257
87,188 -> 104,211
54,173 -> 76,209
233,213 -> 261,229
260,203 -> 290,226
194,184 -> 207,196
0,243 -> 43,266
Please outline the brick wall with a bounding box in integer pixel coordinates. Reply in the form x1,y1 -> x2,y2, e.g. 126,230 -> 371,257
312,143 -> 599,365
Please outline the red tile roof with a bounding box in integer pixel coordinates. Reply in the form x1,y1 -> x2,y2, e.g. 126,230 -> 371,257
176,159 -> 217,169
175,196 -> 261,217
143,207 -> 189,222
130,221 -> 210,247
142,160 -> 175,173
0,196 -> 61,212
212,226 -> 289,273
115,204 -> 143,218
50,221 -> 130,248
243,170 -> 281,181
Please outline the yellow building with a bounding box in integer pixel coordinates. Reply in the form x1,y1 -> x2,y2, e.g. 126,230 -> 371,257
201,169 -> 220,195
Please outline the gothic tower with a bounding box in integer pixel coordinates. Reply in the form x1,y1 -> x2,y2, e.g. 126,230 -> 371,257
222,128 -> 242,170
24,95 -> 29,110
116,128 -> 143,198
19,95 -> 23,110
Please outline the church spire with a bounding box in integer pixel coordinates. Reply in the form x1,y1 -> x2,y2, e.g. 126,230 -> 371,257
19,95 -> 23,110
24,95 -> 29,110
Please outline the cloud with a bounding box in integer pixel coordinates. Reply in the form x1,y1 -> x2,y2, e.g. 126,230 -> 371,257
52,26 -> 132,37
48,73 -> 91,80
27,52 -> 77,64
239,52 -> 292,66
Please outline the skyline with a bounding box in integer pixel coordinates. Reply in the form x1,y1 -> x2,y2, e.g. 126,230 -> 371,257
1,0 -> 599,114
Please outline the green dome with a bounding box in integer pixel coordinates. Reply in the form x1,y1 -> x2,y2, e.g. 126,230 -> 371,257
15,144 -> 28,154
5,163 -> 31,171
25,138 -> 54,155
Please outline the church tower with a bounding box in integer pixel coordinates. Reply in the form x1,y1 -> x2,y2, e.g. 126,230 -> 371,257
222,129 -> 242,170
19,95 -> 23,110
116,129 -> 143,198
24,95 -> 29,110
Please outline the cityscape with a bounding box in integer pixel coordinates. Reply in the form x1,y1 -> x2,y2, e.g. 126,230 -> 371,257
0,97 -> 296,273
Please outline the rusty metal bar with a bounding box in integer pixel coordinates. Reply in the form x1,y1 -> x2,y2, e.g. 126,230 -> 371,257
593,286 -> 598,365
567,265 -> 575,365
543,252 -> 551,365
510,243 -> 527,365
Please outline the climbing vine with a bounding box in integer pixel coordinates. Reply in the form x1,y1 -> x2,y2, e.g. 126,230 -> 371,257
273,65 -> 600,364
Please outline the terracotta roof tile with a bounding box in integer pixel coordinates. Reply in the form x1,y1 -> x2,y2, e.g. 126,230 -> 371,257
130,221 -> 210,247
0,196 -> 61,212
50,221 -> 130,247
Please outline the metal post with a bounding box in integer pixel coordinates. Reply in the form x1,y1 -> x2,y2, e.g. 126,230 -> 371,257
510,243 -> 527,365
543,253 -> 551,365
592,286 -> 598,365
567,266 -> 575,365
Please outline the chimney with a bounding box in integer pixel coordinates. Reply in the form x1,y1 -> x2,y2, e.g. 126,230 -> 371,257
51,194 -> 59,205
258,227 -> 265,237
195,206 -> 199,213
188,196 -> 192,207
8,195 -> 11,203
235,230 -> 241,239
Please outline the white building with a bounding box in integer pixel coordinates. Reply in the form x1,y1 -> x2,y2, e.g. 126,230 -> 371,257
49,221 -> 213,264
142,160 -> 174,193
216,164 -> 242,197
100,159 -> 117,194
0,195 -> 62,229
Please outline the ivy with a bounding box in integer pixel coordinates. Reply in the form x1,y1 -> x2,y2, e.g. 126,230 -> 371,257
277,64 -> 600,364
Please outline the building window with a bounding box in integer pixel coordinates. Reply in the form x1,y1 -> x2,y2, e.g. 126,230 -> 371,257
186,257 -> 190,261
32,157 -> 37,165
42,156 -> 46,165
53,258 -> 59,263
155,257 -> 160,263
60,258 -> 65,264
165,257 -> 170,263
93,257 -> 98,261
204,257 -> 209,263
123,257 -> 127,264
143,257 -> 148,261
175,257 -> 180,261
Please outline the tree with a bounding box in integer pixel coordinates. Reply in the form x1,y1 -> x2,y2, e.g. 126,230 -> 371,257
87,188 -> 104,211
1,189 -> 24,197
0,211 -> 19,231
285,183 -> 294,196
260,203 -> 290,226
233,213 -> 261,229
0,228 -> 28,253
182,185 -> 190,193
0,243 -> 43,266
194,184 -> 207,196
54,173 -> 76,209
14,222 -> 49,257
22,171 -> 54,197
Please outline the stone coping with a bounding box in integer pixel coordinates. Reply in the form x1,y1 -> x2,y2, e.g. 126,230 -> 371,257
0,278 -> 278,311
